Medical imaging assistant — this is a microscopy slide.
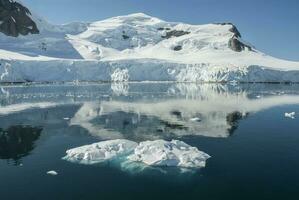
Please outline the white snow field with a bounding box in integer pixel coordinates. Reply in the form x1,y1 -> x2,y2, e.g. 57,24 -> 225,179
0,3 -> 299,83
63,139 -> 210,169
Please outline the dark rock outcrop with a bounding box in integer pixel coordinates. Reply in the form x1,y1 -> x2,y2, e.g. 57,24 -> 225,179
228,36 -> 252,52
173,45 -> 182,51
162,30 -> 190,39
122,30 -> 129,40
215,22 -> 253,52
122,34 -> 129,40
215,22 -> 241,38
0,0 -> 39,37
157,27 -> 171,31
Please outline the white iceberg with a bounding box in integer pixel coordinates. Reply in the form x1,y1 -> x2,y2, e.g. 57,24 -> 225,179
285,112 -> 296,119
190,117 -> 201,122
47,170 -> 58,176
63,139 -> 210,170
63,139 -> 138,164
128,140 -> 210,168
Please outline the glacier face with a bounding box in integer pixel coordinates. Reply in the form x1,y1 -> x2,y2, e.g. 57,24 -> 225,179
0,2 -> 299,83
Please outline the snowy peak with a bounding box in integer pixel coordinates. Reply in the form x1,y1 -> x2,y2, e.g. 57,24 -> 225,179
67,13 -> 251,59
0,4 -> 299,83
100,12 -> 164,24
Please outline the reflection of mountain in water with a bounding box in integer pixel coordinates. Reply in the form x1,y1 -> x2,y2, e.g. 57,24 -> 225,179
70,84 -> 299,140
90,111 -> 192,140
1,83 -> 299,141
226,111 -> 249,135
0,125 -> 42,165
70,101 -> 249,140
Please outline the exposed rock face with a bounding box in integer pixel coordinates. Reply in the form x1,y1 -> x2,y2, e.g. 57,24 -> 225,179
122,34 -> 129,40
0,0 -> 39,37
229,37 -> 252,52
122,31 -> 130,40
216,22 -> 252,52
215,22 -> 241,38
162,30 -> 190,39
173,45 -> 182,51
157,27 -> 171,31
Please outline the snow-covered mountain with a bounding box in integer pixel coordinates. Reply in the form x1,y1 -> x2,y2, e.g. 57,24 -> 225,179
0,1 -> 299,83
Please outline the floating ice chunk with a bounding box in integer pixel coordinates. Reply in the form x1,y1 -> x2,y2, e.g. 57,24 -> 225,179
128,140 -> 210,168
47,170 -> 58,176
63,139 -> 210,170
285,112 -> 296,119
63,139 -> 138,164
190,117 -> 201,122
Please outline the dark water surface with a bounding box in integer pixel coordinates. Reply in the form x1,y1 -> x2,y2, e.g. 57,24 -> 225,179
0,83 -> 299,200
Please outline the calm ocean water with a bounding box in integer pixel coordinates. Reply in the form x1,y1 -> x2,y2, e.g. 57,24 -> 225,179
0,83 -> 299,200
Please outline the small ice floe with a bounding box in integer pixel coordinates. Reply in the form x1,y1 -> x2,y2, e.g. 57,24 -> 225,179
189,117 -> 201,122
128,140 -> 210,169
63,139 -> 138,164
47,170 -> 58,176
285,112 -> 296,119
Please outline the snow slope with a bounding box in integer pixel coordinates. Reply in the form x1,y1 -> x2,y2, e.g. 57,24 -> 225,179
0,3 -> 299,83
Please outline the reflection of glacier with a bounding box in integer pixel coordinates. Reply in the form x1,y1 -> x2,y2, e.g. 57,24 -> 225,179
0,125 -> 42,165
111,83 -> 129,96
70,102 -> 123,140
1,83 -> 299,140
70,84 -> 299,139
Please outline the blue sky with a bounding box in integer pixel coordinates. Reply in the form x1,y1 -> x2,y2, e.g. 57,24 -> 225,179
23,0 -> 299,61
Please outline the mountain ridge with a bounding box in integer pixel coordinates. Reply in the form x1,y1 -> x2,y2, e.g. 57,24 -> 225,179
0,1 -> 299,83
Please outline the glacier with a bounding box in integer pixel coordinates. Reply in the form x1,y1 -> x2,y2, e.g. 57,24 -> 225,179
0,2 -> 299,83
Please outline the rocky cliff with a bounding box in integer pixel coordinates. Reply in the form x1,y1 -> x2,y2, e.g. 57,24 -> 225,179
0,0 -> 39,37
